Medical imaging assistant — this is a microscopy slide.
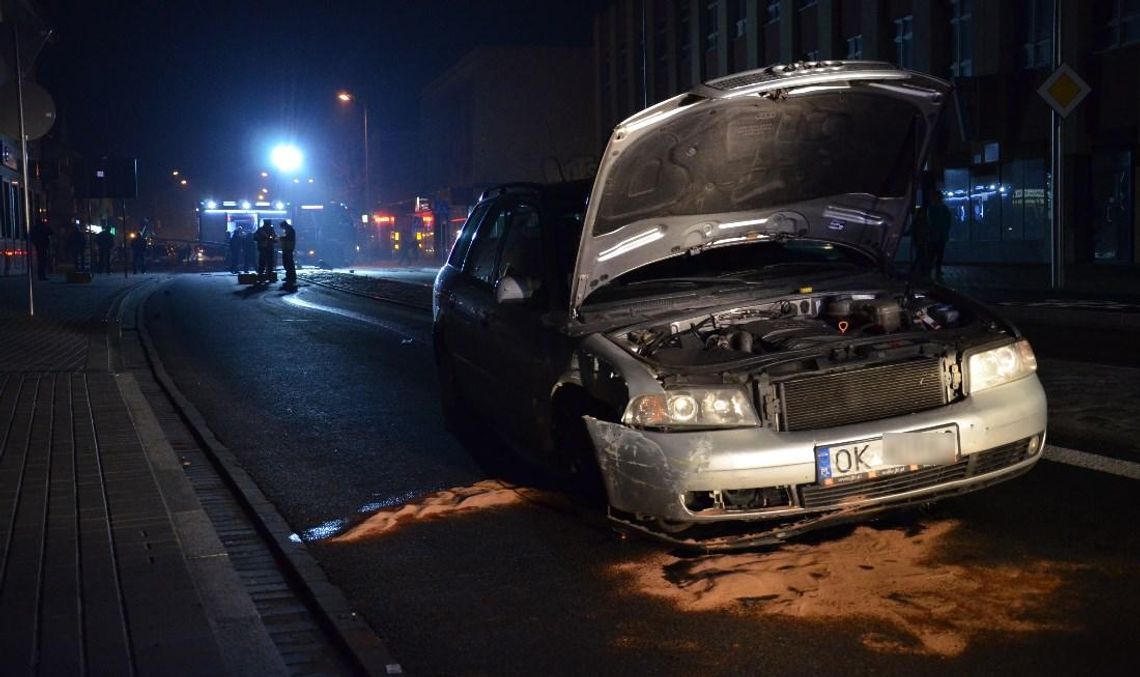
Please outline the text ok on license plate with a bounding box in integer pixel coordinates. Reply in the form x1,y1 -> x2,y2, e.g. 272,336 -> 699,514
815,426 -> 959,483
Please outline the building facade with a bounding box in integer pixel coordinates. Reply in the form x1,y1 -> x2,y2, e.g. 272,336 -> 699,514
594,0 -> 1140,274
420,45 -> 598,206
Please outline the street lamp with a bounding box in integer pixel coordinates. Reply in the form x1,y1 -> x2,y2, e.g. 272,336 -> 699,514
336,90 -> 370,218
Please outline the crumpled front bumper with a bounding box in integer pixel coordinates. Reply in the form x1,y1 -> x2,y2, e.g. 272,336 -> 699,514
584,373 -> 1047,525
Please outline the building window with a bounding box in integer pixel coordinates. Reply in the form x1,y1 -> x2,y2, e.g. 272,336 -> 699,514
846,34 -> 863,59
766,0 -> 780,25
894,15 -> 914,68
1098,0 -> 1140,50
1024,0 -> 1053,68
706,0 -> 720,52
734,0 -> 748,38
950,0 -> 973,77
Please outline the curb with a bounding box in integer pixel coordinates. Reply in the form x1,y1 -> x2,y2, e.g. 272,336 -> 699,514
133,281 -> 402,676
297,272 -> 431,311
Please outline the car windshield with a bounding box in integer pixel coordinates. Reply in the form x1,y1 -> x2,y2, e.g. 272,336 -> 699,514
584,239 -> 873,305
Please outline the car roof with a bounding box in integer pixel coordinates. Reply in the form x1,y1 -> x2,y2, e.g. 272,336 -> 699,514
478,179 -> 592,206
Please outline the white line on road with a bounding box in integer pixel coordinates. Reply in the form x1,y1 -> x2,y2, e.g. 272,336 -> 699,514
282,294 -> 424,343
1043,444 -> 1140,480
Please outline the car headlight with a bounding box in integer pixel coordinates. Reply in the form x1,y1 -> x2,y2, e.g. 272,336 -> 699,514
623,387 -> 759,429
967,339 -> 1037,393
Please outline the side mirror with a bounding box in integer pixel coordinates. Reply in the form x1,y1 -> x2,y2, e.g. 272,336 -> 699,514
495,276 -> 532,304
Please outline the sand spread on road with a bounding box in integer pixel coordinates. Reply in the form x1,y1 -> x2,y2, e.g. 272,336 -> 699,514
330,480 -> 531,542
613,519 -> 1077,657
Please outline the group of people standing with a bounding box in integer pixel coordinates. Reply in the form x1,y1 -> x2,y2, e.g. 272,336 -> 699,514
229,219 -> 295,286
29,221 -> 149,280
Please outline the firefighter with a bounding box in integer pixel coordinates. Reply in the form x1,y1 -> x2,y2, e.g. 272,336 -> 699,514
279,219 -> 296,286
254,219 -> 277,281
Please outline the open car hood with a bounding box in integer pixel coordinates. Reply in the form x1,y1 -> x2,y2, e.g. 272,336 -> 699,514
570,61 -> 950,316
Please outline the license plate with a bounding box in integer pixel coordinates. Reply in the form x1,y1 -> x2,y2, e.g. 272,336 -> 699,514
815,426 -> 959,484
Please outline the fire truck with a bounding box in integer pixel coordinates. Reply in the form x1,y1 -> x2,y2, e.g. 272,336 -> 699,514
197,199 -> 357,267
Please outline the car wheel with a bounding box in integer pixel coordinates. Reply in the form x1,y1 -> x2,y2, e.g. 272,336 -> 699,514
549,388 -> 610,501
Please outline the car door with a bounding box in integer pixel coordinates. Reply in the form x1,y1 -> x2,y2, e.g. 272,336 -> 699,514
479,200 -> 556,450
443,201 -> 511,412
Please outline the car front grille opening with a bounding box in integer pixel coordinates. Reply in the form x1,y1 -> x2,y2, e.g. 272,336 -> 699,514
777,358 -> 948,431
685,486 -> 792,514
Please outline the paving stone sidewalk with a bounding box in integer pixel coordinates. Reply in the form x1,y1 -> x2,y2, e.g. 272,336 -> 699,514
0,275 -> 286,675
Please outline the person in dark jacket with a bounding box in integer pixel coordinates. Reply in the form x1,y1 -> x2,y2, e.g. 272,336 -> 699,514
254,219 -> 277,281
925,186 -> 952,281
30,219 -> 51,280
241,226 -> 256,273
68,225 -> 88,272
130,233 -> 147,274
278,220 -> 297,286
94,228 -> 114,274
228,227 -> 243,274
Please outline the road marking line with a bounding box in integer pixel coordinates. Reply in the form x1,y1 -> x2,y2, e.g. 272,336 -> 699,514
1043,444 -> 1140,480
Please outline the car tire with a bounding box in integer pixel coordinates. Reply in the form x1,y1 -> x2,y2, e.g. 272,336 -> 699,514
549,388 -> 611,502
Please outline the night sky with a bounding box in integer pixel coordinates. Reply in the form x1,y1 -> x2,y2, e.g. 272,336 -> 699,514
35,1 -> 600,201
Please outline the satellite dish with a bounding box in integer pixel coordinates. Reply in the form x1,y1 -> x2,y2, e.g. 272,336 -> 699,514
0,81 -> 57,140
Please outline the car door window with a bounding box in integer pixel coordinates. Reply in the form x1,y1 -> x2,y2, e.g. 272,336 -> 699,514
465,205 -> 509,285
448,201 -> 491,268
496,202 -> 543,286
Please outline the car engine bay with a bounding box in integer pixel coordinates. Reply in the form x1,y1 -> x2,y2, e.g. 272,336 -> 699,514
616,289 -> 976,368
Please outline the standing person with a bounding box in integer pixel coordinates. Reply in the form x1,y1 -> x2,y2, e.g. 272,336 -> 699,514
278,220 -> 297,286
94,228 -> 114,274
130,233 -> 147,274
228,227 -> 243,274
254,219 -> 277,281
926,185 -> 952,281
909,175 -> 934,280
241,226 -> 256,273
68,224 -> 88,272
397,216 -> 412,265
30,219 -> 51,280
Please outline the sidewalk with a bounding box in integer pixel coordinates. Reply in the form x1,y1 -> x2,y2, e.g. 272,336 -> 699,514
0,274 -> 287,674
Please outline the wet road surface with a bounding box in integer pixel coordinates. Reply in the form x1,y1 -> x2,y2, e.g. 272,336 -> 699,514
144,273 -> 1139,675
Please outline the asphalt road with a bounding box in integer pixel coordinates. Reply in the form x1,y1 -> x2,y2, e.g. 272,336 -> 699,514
144,273 -> 1139,675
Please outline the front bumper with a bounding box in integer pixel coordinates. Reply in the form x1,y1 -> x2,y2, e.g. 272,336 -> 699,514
584,373 -> 1046,527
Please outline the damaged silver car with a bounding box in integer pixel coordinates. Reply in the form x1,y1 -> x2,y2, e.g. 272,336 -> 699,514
433,61 -> 1046,550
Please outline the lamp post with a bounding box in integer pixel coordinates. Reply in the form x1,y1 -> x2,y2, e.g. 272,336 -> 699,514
337,91 -> 370,219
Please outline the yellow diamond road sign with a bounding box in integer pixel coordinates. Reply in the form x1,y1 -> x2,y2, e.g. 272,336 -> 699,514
1038,63 -> 1091,118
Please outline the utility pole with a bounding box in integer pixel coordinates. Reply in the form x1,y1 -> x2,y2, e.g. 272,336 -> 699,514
363,101 -> 370,219
1050,0 -> 1064,289
14,23 -> 34,315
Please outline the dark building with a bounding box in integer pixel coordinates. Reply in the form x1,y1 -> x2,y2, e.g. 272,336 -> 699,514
594,0 -> 1140,280
420,46 -> 598,206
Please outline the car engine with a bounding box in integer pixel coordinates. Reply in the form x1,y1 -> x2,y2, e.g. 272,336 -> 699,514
620,291 -> 968,366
